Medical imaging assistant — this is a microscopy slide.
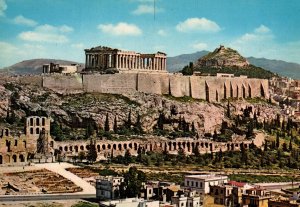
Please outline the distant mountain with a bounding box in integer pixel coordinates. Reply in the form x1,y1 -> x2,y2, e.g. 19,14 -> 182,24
247,57 -> 300,79
0,59 -> 83,75
167,51 -> 300,79
167,51 -> 209,72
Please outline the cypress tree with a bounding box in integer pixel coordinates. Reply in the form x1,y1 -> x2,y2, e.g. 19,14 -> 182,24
113,116 -> 118,132
105,113 -> 110,132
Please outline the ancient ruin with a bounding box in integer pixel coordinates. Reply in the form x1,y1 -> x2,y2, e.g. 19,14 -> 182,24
84,46 -> 167,73
0,115 -> 264,166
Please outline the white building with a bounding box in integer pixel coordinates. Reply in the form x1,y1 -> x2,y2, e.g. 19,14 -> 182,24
184,174 -> 228,195
99,198 -> 159,207
96,176 -> 124,200
171,191 -> 201,207
42,63 -> 79,74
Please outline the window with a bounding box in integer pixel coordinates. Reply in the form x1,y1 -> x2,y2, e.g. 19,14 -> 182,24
191,181 -> 194,187
200,182 -> 203,188
187,181 -> 190,186
14,140 -> 17,146
30,128 -> 33,134
36,118 -> 40,126
42,118 -> 45,126
196,182 -> 198,187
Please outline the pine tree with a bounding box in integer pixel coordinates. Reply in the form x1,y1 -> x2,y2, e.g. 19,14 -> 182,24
126,110 -> 132,129
134,113 -> 143,134
157,113 -> 164,130
105,113 -> 110,132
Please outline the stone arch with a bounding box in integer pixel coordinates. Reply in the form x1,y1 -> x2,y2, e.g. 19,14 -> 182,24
36,118 -> 40,126
12,154 -> 17,163
129,143 -> 133,149
209,143 -> 213,151
200,142 -> 203,148
134,143 -> 138,150
69,146 -> 73,151
64,146 -> 68,151
30,118 -> 34,126
191,142 -> 195,150
173,142 -> 177,150
19,154 -> 25,162
187,142 -> 190,151
42,117 -> 46,126
0,155 -> 2,164
108,144 -> 111,149
30,128 -> 33,134
205,81 -> 210,102
113,144 -> 116,150
97,145 -> 101,152
168,142 -> 172,151
205,143 -> 208,148
118,144 -> 122,151
102,144 -> 106,150
59,146 -> 63,151
75,146 -> 78,152
36,128 -> 40,134
86,145 -> 90,150
178,142 -> 182,149
124,143 -> 127,149
231,143 -> 234,150
80,145 -> 84,151
149,143 -> 153,151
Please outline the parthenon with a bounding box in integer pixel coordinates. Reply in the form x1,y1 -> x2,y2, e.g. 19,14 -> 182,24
84,46 -> 167,73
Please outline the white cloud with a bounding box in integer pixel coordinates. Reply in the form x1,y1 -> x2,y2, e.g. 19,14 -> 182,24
157,29 -> 167,36
132,4 -> 163,15
71,43 -> 85,49
0,0 -> 7,16
176,17 -> 221,33
18,24 -> 73,43
13,15 -> 38,27
98,22 -> 142,36
255,25 -> 271,34
192,42 -> 208,50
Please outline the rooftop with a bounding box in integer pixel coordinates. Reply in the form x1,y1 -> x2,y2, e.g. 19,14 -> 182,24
185,174 -> 228,181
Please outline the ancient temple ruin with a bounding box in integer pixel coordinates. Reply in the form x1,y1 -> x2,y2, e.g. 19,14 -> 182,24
84,46 -> 167,73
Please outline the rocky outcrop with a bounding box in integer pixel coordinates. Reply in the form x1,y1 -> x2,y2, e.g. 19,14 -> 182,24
195,45 -> 250,68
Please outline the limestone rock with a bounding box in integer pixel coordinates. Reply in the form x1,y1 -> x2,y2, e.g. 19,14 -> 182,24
195,45 -> 250,68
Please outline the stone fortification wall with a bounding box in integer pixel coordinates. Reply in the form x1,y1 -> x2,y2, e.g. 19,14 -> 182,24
43,73 -> 269,102
42,74 -> 83,94
83,73 -> 137,94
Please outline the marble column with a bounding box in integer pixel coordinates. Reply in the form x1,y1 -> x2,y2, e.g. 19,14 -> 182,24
116,54 -> 119,68
164,58 -> 167,71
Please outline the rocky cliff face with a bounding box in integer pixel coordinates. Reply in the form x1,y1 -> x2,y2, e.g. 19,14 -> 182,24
0,76 -> 280,140
195,45 -> 250,68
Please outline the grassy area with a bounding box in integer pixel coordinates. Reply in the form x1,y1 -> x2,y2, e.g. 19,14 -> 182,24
71,202 -> 98,207
229,174 -> 300,183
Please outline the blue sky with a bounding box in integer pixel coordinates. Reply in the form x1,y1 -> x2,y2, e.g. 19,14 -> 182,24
0,0 -> 300,67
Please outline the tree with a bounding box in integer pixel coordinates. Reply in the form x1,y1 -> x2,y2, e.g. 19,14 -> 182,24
134,113 -> 143,134
226,100 -> 231,118
289,139 -> 293,151
78,151 -> 86,161
105,113 -> 110,132
124,149 -> 132,165
113,116 -> 118,132
85,122 -> 95,139
124,167 -> 146,197
125,110 -> 132,129
87,139 -> 97,163
157,113 -> 164,130
276,132 -> 280,149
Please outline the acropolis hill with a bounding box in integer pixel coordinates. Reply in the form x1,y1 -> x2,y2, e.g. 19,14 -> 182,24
42,45 -> 269,103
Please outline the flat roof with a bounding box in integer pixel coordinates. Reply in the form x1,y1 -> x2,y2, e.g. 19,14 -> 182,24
185,174 -> 228,181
